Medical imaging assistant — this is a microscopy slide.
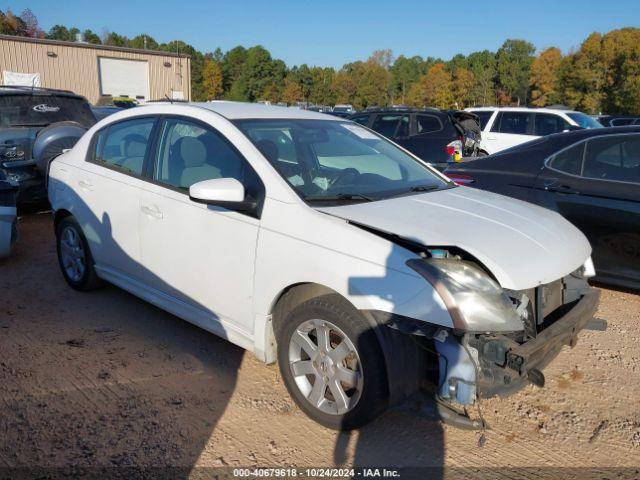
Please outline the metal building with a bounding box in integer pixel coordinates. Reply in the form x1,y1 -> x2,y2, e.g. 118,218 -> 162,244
0,34 -> 191,104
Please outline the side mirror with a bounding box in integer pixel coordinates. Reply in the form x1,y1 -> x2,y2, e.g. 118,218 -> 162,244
189,178 -> 256,213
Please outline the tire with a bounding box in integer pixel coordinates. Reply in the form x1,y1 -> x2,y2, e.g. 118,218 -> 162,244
55,216 -> 103,291
276,293 -> 389,430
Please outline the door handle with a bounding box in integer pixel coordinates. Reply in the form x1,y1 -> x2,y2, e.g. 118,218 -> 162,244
545,184 -> 580,195
78,180 -> 93,191
141,204 -> 164,219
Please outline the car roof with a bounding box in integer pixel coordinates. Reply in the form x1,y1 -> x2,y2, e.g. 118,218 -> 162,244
188,101 -> 335,120
352,107 -> 447,116
466,106 -> 581,114
0,85 -> 84,99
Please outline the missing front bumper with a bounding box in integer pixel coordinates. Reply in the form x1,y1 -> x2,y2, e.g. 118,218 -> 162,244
473,288 -> 600,399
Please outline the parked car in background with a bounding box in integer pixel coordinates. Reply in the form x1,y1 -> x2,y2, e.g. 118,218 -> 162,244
332,104 -> 355,114
445,125 -> 640,289
467,107 -> 603,155
0,86 -> 96,206
91,106 -> 124,121
0,172 -> 17,257
349,108 -> 482,169
47,101 -> 599,429
307,105 -> 333,113
596,115 -> 640,127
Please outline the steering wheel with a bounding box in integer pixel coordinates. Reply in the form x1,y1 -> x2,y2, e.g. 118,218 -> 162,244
329,168 -> 360,188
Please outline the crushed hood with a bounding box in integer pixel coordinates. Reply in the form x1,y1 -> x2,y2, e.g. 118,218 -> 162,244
317,186 -> 591,290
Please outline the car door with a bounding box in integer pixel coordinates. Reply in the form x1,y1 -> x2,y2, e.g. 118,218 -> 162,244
75,116 -> 157,281
402,113 -> 449,163
485,111 -> 535,153
534,134 -> 640,284
533,113 -> 571,137
138,116 -> 263,334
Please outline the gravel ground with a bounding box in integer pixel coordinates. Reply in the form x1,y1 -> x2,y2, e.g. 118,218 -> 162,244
1,214 -> 639,479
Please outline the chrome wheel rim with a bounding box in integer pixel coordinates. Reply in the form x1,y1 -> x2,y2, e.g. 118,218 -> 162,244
59,225 -> 86,282
288,319 -> 363,415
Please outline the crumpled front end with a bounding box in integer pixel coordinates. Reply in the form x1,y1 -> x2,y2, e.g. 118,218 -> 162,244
406,254 -> 600,406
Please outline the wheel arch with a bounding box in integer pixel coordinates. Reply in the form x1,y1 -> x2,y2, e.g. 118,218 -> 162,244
266,282 -> 425,406
53,208 -> 72,230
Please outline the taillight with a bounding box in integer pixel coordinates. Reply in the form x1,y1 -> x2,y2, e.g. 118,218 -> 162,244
446,173 -> 475,185
445,145 -> 456,156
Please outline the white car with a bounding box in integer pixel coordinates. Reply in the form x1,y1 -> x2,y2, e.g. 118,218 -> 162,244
467,107 -> 603,155
332,104 -> 355,114
47,101 -> 599,429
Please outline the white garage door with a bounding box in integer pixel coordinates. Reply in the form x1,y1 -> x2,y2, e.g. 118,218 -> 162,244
98,57 -> 150,102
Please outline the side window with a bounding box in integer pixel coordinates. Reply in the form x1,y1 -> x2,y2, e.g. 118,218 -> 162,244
416,115 -> 442,134
92,117 -> 154,176
548,142 -> 585,176
371,114 -> 403,138
396,115 -> 410,137
611,118 -> 634,126
474,111 -> 495,130
350,115 -> 370,126
534,113 -> 570,136
154,118 -> 245,190
491,112 -> 532,135
583,135 -> 640,183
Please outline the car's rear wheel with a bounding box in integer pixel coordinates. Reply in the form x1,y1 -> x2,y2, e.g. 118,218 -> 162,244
276,294 -> 388,430
56,216 -> 103,291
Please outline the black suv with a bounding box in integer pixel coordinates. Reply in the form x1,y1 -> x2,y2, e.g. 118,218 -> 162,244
348,108 -> 481,170
0,86 -> 96,206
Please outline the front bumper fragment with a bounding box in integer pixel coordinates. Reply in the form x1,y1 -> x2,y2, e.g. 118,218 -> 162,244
475,288 -> 600,398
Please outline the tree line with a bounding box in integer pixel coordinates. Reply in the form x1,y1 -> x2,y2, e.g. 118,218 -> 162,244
2,8 -> 639,114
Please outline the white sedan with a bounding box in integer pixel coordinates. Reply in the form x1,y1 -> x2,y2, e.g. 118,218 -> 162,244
47,101 -> 599,429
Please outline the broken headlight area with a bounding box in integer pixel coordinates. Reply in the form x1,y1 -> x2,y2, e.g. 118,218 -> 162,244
403,254 -> 597,407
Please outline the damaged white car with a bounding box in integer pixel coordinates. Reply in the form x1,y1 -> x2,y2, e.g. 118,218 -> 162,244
46,102 -> 600,429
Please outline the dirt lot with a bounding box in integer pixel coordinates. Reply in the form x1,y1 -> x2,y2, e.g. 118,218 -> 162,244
1,214 -> 640,478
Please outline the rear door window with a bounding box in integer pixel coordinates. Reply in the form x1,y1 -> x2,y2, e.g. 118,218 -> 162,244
92,117 -> 154,176
0,94 -> 95,128
534,113 -> 570,136
491,112 -> 532,135
582,135 -> 640,184
548,142 -> 585,176
416,114 -> 442,134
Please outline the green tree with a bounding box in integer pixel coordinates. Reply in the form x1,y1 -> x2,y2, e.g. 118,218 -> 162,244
83,29 -> 101,44
530,47 -> 563,106
128,34 -> 158,50
47,24 -> 74,41
496,39 -> 535,105
221,46 -> 248,93
466,50 -> 497,106
390,55 -> 423,104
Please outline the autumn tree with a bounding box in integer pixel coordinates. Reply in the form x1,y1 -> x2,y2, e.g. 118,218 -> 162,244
408,63 -> 454,108
281,76 -> 303,104
202,58 -> 224,100
530,47 -> 563,106
452,67 -> 476,108
390,55 -> 423,104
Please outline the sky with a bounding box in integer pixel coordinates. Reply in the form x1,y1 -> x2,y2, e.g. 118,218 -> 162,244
4,0 -> 640,68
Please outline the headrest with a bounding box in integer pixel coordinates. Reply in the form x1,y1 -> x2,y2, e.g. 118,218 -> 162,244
256,139 -> 278,163
122,134 -> 147,157
177,136 -> 207,168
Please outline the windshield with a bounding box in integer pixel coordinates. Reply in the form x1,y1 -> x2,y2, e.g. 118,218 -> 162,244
567,112 -> 603,129
235,119 -> 450,202
0,94 -> 96,128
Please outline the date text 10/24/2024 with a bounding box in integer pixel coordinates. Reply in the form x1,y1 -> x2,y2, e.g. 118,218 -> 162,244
232,468 -> 401,478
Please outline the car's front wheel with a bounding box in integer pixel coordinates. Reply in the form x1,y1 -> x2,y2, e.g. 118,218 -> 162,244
276,294 -> 388,430
56,216 -> 103,291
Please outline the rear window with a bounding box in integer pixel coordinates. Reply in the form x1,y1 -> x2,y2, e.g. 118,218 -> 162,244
0,94 -> 95,128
